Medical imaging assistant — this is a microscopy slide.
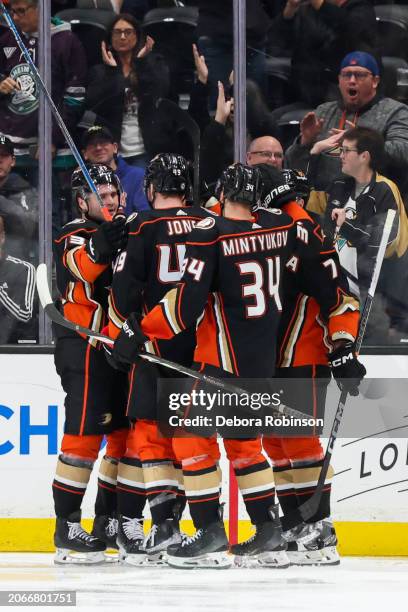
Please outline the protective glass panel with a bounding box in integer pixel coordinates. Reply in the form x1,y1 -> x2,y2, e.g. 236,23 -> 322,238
0,3 -> 39,346
250,0 -> 408,349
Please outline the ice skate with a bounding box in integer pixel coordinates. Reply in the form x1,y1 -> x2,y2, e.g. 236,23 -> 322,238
285,518 -> 340,566
166,521 -> 232,569
91,515 -> 119,550
54,511 -> 106,565
231,505 -> 289,568
144,518 -> 182,565
117,515 -> 147,566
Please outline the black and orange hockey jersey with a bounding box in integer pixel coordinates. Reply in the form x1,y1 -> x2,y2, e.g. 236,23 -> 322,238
108,206 -> 213,366
276,202 -> 360,368
141,209 -> 298,378
141,205 -> 360,377
54,218 -> 111,345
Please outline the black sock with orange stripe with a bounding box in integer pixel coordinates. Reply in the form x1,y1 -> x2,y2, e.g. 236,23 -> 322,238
142,459 -> 181,524
94,456 -> 119,517
183,463 -> 221,529
53,455 -> 93,518
292,458 -> 333,523
116,457 -> 146,519
234,460 -> 276,524
272,464 -> 302,531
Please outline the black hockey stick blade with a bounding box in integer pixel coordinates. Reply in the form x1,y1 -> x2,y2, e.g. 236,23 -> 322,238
287,208 -> 397,526
36,263 -> 115,345
157,98 -> 200,206
36,263 -> 309,421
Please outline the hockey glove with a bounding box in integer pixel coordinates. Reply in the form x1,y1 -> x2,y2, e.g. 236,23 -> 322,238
328,341 -> 367,396
111,312 -> 148,365
103,342 -> 130,373
86,216 -> 128,264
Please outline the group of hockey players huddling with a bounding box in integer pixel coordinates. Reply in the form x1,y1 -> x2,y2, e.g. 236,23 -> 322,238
52,152 -> 366,569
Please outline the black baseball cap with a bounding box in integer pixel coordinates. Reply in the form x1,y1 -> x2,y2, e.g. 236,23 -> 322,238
0,135 -> 14,156
82,125 -> 116,149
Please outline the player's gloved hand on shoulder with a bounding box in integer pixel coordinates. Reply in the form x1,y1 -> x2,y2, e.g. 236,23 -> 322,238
86,216 -> 128,264
328,341 -> 366,396
111,312 -> 148,365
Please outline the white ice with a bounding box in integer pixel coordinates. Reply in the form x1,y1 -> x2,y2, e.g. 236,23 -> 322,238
0,554 -> 407,612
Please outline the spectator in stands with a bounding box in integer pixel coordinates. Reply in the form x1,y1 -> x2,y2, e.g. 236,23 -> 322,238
0,136 -> 37,262
246,136 -> 284,169
82,126 -> 148,215
0,213 -> 37,345
85,13 -> 182,168
192,45 -> 280,189
194,1 -> 276,107
286,51 -> 408,196
270,0 -> 378,110
309,126 -> 408,341
0,0 -> 87,165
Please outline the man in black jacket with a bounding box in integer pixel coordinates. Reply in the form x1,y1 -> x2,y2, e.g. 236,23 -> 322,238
0,136 -> 37,263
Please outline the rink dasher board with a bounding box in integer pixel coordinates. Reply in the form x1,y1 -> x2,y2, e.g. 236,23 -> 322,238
1,354 -> 408,555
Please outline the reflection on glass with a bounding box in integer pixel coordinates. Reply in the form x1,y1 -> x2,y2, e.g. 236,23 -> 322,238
0,135 -> 38,345
0,212 -> 36,345
249,0 -> 408,348
2,0 -> 407,349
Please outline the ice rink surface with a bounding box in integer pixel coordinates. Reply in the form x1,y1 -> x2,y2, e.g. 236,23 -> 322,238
0,554 -> 407,612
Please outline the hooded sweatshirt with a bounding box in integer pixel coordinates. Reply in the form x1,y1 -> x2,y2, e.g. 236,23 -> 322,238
0,17 -> 87,156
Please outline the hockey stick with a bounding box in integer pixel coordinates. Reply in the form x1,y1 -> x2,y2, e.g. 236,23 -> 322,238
157,99 -> 200,206
36,263 -> 309,421
0,2 -> 102,206
288,208 -> 397,525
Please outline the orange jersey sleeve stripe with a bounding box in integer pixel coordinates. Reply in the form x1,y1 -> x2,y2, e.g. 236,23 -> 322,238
54,227 -> 98,244
329,310 -> 359,339
194,299 -> 221,369
67,244 -> 108,283
218,292 -> 240,376
141,303 -> 175,340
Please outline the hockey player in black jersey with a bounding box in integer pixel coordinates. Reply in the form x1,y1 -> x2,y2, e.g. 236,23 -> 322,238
52,164 -> 129,564
108,153 -> 216,564
112,163 -> 301,569
256,165 -> 364,565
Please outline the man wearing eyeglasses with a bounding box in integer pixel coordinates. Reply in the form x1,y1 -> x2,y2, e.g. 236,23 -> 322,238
0,0 -> 86,163
246,136 -> 284,170
311,126 -> 408,342
285,51 -> 408,196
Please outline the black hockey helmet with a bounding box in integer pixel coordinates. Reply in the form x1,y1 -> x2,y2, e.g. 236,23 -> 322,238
71,163 -> 124,202
256,163 -> 296,209
215,163 -> 261,211
143,153 -> 193,204
281,168 -> 311,205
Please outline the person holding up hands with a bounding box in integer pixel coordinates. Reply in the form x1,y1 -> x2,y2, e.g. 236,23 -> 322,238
85,13 -> 175,168
285,52 -> 408,196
